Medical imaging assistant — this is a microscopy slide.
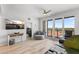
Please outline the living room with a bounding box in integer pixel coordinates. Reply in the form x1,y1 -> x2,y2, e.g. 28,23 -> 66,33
0,4 -> 79,54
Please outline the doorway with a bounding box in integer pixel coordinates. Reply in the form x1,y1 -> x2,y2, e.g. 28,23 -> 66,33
26,22 -> 32,38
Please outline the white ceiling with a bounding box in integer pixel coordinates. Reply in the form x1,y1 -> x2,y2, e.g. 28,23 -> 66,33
1,4 -> 79,18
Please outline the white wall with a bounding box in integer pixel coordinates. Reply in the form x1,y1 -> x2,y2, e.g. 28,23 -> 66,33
40,8 -> 79,35
0,16 -> 26,45
0,16 -> 7,45
0,4 -> 39,46
2,4 -> 39,37
0,5 -> 27,45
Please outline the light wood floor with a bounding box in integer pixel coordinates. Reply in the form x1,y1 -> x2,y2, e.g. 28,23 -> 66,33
0,39 -> 55,54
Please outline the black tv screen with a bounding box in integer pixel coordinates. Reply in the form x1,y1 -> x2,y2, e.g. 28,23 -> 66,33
5,19 -> 24,29
6,24 -> 24,29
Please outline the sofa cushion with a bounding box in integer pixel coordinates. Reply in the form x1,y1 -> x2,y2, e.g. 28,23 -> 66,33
64,35 -> 79,49
34,31 -> 45,35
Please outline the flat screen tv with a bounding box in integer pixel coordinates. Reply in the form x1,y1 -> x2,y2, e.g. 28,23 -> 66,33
6,19 -> 24,29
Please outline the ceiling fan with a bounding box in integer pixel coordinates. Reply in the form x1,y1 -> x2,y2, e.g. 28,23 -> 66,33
41,8 -> 52,15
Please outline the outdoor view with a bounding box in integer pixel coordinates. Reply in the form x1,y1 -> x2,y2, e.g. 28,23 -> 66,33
47,17 -> 75,37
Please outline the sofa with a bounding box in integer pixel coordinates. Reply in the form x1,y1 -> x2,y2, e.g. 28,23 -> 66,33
64,35 -> 79,54
33,31 -> 45,40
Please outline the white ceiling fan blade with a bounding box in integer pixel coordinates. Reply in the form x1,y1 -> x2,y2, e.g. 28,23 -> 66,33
46,10 -> 52,13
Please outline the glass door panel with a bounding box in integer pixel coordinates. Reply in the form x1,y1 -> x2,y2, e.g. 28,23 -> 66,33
48,29 -> 52,37
47,19 -> 53,37
64,17 -> 75,38
55,19 -> 63,38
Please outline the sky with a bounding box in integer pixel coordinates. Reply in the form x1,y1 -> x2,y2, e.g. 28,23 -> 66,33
48,17 -> 75,28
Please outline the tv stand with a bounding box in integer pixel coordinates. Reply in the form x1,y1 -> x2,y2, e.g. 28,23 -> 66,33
8,33 -> 23,46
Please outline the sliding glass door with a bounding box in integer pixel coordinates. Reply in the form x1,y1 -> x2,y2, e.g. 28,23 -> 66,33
64,17 -> 75,38
55,18 -> 63,38
47,19 -> 53,37
47,19 -> 63,37
47,16 -> 75,38
47,18 -> 63,37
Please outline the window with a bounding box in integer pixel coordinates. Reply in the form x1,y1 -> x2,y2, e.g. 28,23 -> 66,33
47,16 -> 75,38
55,19 -> 63,37
48,20 -> 53,28
47,19 -> 53,37
64,17 -> 75,28
64,17 -> 75,38
55,19 -> 62,28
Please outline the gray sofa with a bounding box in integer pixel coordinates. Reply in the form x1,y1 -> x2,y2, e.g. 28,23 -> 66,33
33,31 -> 45,40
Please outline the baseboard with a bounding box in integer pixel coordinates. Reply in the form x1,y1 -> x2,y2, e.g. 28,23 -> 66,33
0,43 -> 7,46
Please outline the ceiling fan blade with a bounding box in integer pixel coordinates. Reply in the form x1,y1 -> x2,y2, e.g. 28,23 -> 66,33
40,8 -> 52,15
46,10 -> 52,13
